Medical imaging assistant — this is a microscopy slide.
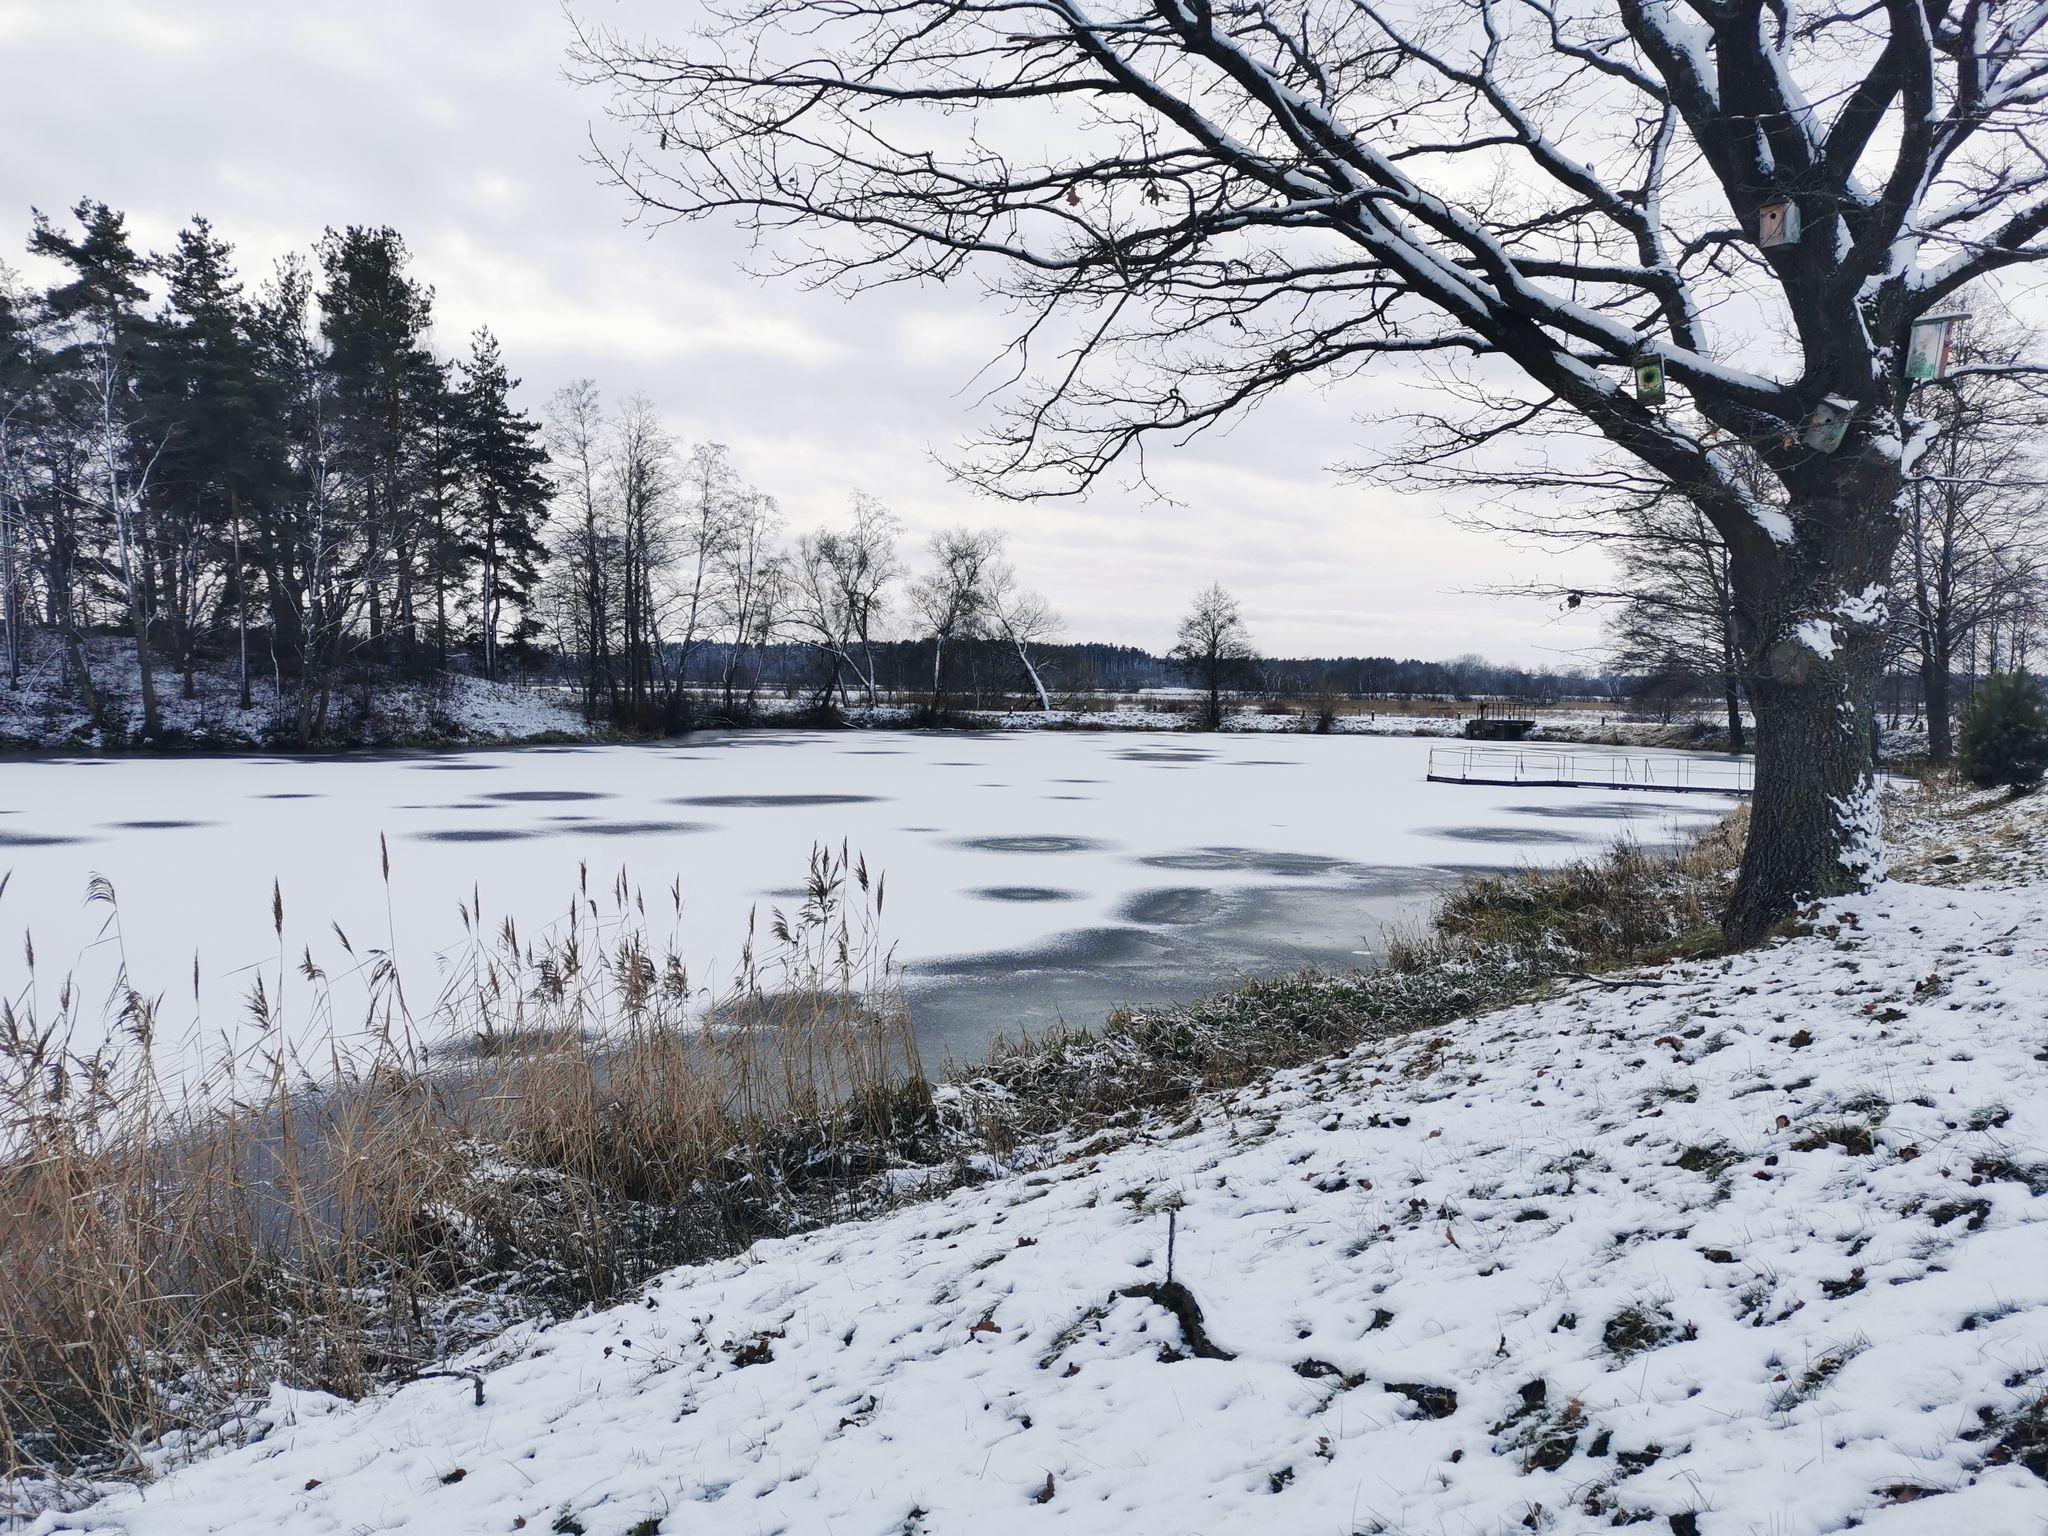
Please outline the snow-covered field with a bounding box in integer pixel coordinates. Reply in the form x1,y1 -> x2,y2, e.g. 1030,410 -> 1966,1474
42,788 -> 2048,1535
1,732 -> 1735,1071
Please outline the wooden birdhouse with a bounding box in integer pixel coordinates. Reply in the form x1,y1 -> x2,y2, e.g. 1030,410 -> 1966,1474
1634,357 -> 1666,405
1757,198 -> 1801,248
1801,395 -> 1856,453
1905,312 -> 1967,382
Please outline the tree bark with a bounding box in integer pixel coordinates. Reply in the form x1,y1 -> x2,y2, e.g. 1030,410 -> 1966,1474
1719,454 -> 1901,946
1922,649 -> 1953,763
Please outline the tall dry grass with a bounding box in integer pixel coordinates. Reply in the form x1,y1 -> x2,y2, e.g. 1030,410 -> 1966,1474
1,811 -> 1750,1516
0,843 -> 927,1507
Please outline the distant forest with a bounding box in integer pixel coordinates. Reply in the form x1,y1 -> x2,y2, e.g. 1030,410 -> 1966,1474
0,200 -> 1643,745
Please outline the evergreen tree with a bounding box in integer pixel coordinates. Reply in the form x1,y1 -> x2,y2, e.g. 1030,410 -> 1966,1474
152,217 -> 277,703
417,364 -> 469,666
454,328 -> 549,678
31,200 -> 166,737
1957,670 -> 2048,794
317,226 -> 439,668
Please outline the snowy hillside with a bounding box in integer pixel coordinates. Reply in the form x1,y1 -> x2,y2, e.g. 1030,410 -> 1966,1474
44,794 -> 2048,1535
0,637 -> 593,751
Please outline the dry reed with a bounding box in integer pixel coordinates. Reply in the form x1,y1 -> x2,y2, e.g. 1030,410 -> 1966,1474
0,841 -> 927,1510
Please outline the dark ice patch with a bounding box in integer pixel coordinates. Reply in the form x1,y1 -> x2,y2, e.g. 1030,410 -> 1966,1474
1510,800 -> 1705,820
673,794 -> 886,808
0,831 -> 91,846
955,834 -> 1112,854
485,789 -> 614,802
1139,846 -> 1358,878
410,828 -> 536,843
1423,825 -> 1587,844
579,820 -> 711,837
105,819 -> 213,830
1120,886 -> 1231,925
969,886 -> 1080,904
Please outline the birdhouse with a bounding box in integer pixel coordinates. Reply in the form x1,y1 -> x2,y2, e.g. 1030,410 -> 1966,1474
1905,312 -> 1966,382
1757,198 -> 1801,248
1801,395 -> 1856,453
1634,357 -> 1666,405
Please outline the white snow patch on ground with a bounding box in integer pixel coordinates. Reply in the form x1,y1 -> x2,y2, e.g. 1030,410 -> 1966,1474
43,804 -> 2048,1534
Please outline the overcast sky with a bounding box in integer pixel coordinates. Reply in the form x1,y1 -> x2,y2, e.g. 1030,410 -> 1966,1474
0,0 -> 1618,663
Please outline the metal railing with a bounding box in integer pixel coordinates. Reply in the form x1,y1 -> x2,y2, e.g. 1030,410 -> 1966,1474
1426,744 -> 1754,795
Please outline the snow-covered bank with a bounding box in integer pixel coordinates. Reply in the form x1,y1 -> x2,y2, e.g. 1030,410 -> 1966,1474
0,638 -> 593,751
0,635 -> 1745,755
40,794 -> 2048,1535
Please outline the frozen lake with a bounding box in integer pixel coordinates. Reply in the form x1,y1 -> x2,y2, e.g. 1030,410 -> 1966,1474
0,730 -> 1739,1072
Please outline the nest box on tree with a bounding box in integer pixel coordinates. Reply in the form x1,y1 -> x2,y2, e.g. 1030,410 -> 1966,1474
1905,313 -> 1968,382
1757,198 -> 1801,248
1801,396 -> 1857,453
1634,356 -> 1666,405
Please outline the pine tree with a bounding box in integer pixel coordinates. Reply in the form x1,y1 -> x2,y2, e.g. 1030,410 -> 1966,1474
317,226 -> 439,669
454,329 -> 549,679
153,217 -> 277,705
31,200 -> 165,738
1957,670 -> 2048,794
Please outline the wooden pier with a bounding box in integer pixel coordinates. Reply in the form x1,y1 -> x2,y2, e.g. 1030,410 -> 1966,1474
1427,744 -> 1753,795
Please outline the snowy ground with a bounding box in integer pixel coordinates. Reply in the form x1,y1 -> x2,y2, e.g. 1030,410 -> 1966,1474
39,788 -> 2048,1535
0,732 -> 1735,1073
0,637 -> 592,751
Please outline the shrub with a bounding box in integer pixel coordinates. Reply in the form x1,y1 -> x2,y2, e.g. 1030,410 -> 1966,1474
1958,670 -> 2048,794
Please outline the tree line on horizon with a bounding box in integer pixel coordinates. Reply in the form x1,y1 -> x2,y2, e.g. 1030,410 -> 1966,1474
0,199 -> 1635,746
4,201 -> 2029,754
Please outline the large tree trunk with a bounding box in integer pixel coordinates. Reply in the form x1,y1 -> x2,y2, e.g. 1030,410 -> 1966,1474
1725,655 -> 1882,943
1721,463 -> 1898,946
1922,648 -> 1953,763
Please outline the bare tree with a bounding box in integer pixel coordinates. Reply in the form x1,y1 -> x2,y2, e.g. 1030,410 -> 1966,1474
1170,582 -> 1258,730
717,488 -> 786,714
609,396 -> 679,726
573,0 -> 2048,939
984,552 -> 1062,711
71,310 -> 171,740
1897,310 -> 2048,761
1604,495 -> 1746,748
546,378 -> 618,722
908,526 -> 1002,719
788,493 -> 902,710
0,265 -> 37,691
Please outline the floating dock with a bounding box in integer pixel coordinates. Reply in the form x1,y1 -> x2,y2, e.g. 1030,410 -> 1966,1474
1427,745 -> 1754,795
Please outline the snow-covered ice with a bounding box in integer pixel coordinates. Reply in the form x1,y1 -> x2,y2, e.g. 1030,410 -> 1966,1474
0,732 -> 1736,1072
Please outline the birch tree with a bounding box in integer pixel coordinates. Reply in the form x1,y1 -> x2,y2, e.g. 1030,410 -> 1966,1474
985,551 -> 1063,710
789,493 -> 902,708
573,0 -> 2048,939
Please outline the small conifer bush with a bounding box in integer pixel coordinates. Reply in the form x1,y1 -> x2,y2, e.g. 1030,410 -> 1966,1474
1957,669 -> 2048,794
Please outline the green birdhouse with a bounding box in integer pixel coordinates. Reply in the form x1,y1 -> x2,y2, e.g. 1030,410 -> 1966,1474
1635,357 -> 1666,405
